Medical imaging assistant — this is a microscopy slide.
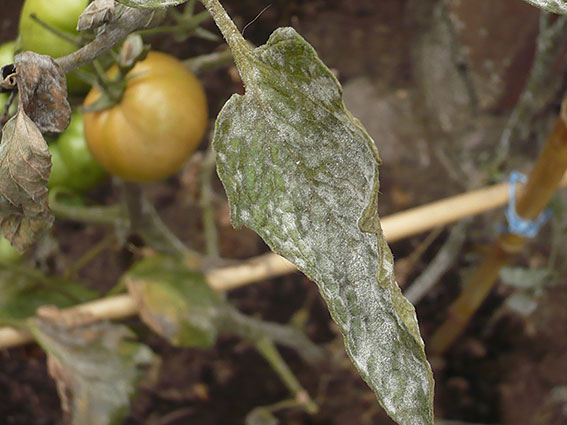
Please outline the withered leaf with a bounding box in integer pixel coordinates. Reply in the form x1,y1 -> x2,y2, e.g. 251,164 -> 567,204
28,308 -> 155,425
124,255 -> 222,348
0,111 -> 53,252
15,52 -> 71,133
77,0 -> 116,32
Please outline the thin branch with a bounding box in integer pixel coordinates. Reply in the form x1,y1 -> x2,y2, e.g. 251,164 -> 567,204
184,48 -> 234,74
121,182 -> 202,265
494,13 -> 567,167
220,306 -> 325,365
404,221 -> 468,304
55,6 -> 157,74
48,189 -> 129,228
254,337 -> 318,414
199,143 -> 220,258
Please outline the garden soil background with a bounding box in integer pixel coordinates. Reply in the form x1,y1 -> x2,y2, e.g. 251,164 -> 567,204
1,0 -> 567,424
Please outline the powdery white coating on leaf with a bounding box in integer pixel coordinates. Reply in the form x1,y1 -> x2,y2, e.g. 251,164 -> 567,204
522,0 -> 567,13
214,27 -> 433,425
116,0 -> 186,8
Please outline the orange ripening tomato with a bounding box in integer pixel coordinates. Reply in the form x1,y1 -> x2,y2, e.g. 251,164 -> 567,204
83,52 -> 208,182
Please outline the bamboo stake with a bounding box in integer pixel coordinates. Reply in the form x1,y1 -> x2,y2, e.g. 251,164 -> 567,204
1,168 -> 566,350
429,98 -> 567,355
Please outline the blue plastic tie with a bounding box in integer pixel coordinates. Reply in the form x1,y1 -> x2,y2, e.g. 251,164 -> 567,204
505,171 -> 552,238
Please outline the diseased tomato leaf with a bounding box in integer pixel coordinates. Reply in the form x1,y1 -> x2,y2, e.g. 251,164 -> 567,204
77,0 -> 115,31
208,8 -> 434,424
27,306 -> 155,425
116,0 -> 188,8
522,0 -> 567,14
14,52 -> 71,134
0,111 -> 53,252
124,256 -> 222,348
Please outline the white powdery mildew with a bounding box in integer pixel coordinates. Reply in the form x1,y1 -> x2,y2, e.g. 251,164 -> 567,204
523,0 -> 567,13
214,26 -> 433,425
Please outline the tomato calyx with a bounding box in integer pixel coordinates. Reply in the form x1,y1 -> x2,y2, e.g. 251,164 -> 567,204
82,74 -> 126,112
83,36 -> 150,113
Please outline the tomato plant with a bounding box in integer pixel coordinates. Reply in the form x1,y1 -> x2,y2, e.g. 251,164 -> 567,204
4,1 -> 564,425
83,51 -> 208,182
18,0 -> 89,93
47,112 -> 107,192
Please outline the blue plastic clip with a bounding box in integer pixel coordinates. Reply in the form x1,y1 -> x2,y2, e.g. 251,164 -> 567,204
505,171 -> 552,238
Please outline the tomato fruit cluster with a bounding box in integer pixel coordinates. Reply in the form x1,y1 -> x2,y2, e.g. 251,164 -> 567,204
83,51 -> 209,182
48,112 -> 107,192
18,0 -> 89,93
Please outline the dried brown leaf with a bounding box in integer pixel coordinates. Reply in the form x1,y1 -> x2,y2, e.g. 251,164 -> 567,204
0,111 -> 53,252
77,0 -> 116,32
15,52 -> 71,133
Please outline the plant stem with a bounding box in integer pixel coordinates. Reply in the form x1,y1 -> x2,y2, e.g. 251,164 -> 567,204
48,191 -> 129,228
198,0 -> 251,70
63,232 -> 116,280
220,306 -> 325,365
200,143 -> 220,258
254,336 -> 318,414
404,221 -> 468,304
184,48 -> 234,74
429,98 -> 567,355
56,6 -> 155,73
120,182 -> 202,267
493,14 -> 567,169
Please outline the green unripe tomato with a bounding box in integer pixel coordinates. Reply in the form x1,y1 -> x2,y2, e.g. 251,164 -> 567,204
0,235 -> 23,263
48,112 -> 107,192
47,142 -> 72,189
21,0 -> 87,33
18,0 -> 89,94
0,40 -> 15,67
0,41 -> 16,113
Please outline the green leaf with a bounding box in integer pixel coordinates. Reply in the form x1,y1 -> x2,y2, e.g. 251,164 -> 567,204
0,265 -> 98,324
123,255 -> 222,348
28,308 -> 154,425
522,0 -> 567,14
116,0 -> 187,8
212,24 -> 434,425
